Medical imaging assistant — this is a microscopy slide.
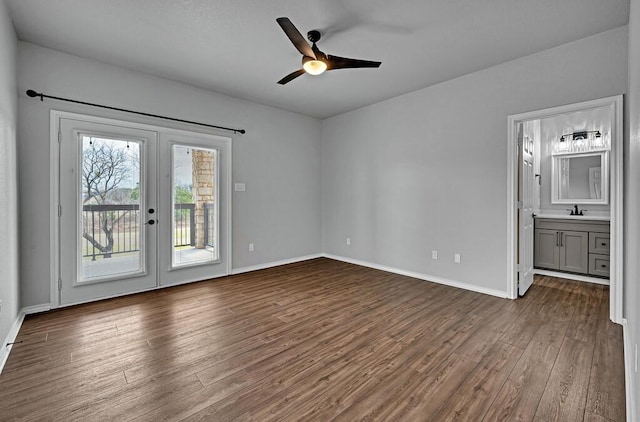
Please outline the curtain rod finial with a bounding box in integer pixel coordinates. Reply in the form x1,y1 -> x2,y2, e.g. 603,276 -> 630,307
26,89 -> 43,101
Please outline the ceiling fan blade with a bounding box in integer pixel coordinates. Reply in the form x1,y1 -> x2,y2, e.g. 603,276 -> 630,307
277,69 -> 306,85
276,17 -> 316,59
327,55 -> 382,70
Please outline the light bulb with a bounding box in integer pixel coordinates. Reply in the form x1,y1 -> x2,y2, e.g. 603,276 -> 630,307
302,57 -> 327,76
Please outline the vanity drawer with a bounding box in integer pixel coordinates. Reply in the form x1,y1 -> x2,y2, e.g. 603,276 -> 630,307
589,254 -> 610,277
589,233 -> 610,255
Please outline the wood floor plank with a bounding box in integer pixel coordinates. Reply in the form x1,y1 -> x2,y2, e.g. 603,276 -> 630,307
379,354 -> 478,421
534,336 -> 596,422
0,258 -> 625,421
434,341 -> 524,421
408,313 -> 486,374
132,370 -> 254,421
499,305 -> 545,350
334,352 -> 477,421
64,374 -> 204,421
248,335 -> 404,421
482,330 -> 562,421
583,410 -> 617,422
585,314 -> 626,422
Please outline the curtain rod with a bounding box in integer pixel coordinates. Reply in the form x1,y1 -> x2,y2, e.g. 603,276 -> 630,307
25,89 -> 246,135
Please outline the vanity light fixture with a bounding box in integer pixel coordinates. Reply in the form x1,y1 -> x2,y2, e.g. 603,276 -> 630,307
555,130 -> 609,154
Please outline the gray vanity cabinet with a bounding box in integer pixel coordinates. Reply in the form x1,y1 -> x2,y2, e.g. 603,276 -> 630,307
558,231 -> 589,274
588,232 -> 610,277
534,218 -> 610,278
534,229 -> 560,269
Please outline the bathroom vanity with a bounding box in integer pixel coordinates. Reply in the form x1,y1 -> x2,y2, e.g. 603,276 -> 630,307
534,216 -> 610,278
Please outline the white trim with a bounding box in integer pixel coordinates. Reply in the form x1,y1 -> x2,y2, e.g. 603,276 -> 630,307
611,95 -> 624,324
22,304 -> 52,315
224,139 -> 233,277
0,311 -> 25,374
507,114 -> 518,299
622,319 -> 636,422
323,254 -> 508,299
532,269 -> 609,285
507,95 -> 624,322
50,114 -> 60,307
550,151 -> 609,205
0,304 -> 51,374
50,110 -> 234,309
231,254 -> 323,275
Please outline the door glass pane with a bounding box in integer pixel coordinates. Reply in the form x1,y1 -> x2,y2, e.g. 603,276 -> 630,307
172,145 -> 219,267
80,135 -> 143,282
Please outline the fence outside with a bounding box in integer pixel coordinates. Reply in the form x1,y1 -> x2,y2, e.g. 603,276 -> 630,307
82,203 -> 209,260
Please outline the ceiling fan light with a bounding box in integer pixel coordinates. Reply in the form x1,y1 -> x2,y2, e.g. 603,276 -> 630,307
302,57 -> 327,75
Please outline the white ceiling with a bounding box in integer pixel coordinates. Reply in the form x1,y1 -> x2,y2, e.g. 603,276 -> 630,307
6,0 -> 629,119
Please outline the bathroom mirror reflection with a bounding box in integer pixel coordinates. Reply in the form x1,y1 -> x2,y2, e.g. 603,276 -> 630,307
552,152 -> 609,204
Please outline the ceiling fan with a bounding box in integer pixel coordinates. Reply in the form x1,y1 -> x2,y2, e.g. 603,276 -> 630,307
276,17 -> 382,85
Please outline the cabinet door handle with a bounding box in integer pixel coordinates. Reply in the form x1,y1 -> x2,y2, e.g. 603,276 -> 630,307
559,232 -> 563,247
556,232 -> 559,246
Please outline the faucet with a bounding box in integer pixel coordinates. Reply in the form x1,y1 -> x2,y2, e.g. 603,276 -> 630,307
567,205 -> 585,216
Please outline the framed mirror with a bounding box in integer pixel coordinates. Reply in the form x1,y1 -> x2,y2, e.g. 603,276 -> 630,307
552,151 -> 609,204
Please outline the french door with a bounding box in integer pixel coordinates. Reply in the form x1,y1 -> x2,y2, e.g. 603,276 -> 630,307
56,114 -> 230,306
157,131 -> 231,286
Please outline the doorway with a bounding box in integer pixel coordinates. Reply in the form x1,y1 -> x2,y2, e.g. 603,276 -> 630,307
52,111 -> 232,307
506,96 -> 623,323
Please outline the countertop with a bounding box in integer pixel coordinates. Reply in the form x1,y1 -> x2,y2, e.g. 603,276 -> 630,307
534,214 -> 610,221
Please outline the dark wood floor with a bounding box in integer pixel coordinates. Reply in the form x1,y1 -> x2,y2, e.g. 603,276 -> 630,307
0,258 -> 626,421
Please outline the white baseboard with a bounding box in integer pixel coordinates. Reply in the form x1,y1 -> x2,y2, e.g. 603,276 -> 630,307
322,254 -> 508,299
533,269 -> 610,285
22,304 -> 52,315
0,311 -> 25,374
231,253 -> 323,275
622,319 -> 637,422
0,303 -> 51,374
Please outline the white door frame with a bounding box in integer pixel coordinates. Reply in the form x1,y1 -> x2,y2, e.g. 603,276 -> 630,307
50,110 -> 233,308
506,95 -> 623,323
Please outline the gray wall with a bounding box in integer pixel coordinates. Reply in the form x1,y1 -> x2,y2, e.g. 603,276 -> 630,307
17,42 -> 323,308
322,27 -> 627,295
0,0 -> 19,347
626,0 -> 640,418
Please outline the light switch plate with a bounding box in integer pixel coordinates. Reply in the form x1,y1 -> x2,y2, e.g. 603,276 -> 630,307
234,183 -> 246,192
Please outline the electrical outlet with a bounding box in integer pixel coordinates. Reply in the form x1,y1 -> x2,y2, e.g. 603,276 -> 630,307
346,238 -> 351,246
432,250 -> 438,260
454,253 -> 461,263
249,243 -> 254,252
